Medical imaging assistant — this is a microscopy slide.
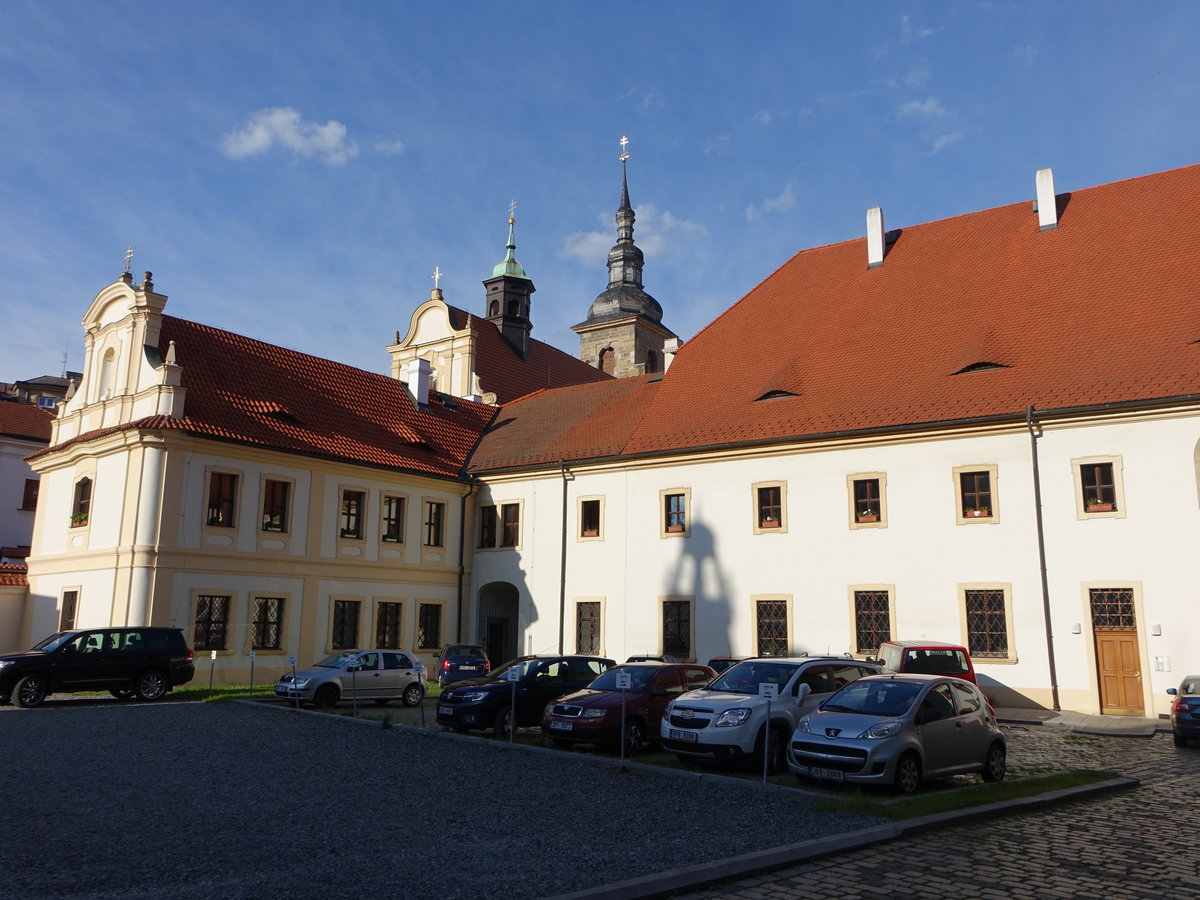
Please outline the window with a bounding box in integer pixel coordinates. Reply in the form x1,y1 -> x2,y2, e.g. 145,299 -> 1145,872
194,594 -> 230,651
340,489 -> 365,539
662,598 -> 693,660
579,498 -> 601,538
71,477 -> 92,528
755,483 -> 783,530
417,603 -> 441,649
661,488 -> 690,536
964,588 -> 1009,658
206,472 -> 238,527
1089,588 -> 1136,630
382,496 -> 405,542
853,590 -> 892,655
954,465 -> 998,522
424,501 -> 445,547
262,480 -> 289,532
755,598 -> 789,657
576,601 -> 601,655
850,476 -> 885,525
598,347 -> 615,375
500,503 -> 520,547
376,601 -> 403,649
478,505 -> 497,548
21,479 -> 39,511
59,590 -> 78,631
1075,458 -> 1124,517
251,597 -> 284,650
36,396 -> 57,409
331,599 -> 361,650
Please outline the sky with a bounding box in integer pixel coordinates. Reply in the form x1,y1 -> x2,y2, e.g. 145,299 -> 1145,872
3,1 -> 1200,382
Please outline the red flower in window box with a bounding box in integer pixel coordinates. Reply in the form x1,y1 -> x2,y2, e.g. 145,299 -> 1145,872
665,525 -> 685,533
1086,500 -> 1114,512
856,510 -> 878,523
759,517 -> 780,528
581,528 -> 599,537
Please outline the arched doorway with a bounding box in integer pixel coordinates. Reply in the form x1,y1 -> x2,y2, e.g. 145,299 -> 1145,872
598,347 -> 615,375
477,581 -> 519,665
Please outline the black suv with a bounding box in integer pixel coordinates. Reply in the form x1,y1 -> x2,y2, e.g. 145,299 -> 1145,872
436,654 -> 614,738
0,628 -> 195,708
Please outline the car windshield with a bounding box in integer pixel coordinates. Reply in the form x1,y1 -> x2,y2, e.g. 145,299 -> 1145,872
588,666 -> 655,692
1181,678 -> 1200,695
446,645 -> 485,659
821,680 -> 922,716
489,658 -> 539,680
32,632 -> 74,651
708,662 -> 800,695
313,652 -> 357,668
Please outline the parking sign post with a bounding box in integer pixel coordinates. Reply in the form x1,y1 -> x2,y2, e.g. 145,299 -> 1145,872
209,649 -> 216,692
249,650 -> 256,696
506,667 -> 521,742
616,670 -> 633,762
289,655 -> 298,712
759,681 -> 779,784
351,656 -> 358,718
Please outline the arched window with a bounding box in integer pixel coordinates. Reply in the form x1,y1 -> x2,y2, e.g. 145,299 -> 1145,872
98,348 -> 116,400
507,299 -> 519,316
598,347 -> 615,376
489,300 -> 500,316
645,350 -> 659,373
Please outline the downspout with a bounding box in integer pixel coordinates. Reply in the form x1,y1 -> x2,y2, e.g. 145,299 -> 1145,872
456,480 -> 475,643
1026,405 -> 1061,711
558,460 -> 570,656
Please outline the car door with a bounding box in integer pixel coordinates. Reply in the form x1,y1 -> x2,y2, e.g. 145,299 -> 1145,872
380,652 -> 418,698
794,665 -> 835,714
645,669 -> 687,729
915,681 -> 961,775
62,631 -> 126,689
345,652 -> 382,699
520,659 -> 573,724
948,680 -> 990,767
48,632 -> 94,690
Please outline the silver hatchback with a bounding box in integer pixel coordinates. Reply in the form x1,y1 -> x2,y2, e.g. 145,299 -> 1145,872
275,649 -> 426,708
788,673 -> 1005,793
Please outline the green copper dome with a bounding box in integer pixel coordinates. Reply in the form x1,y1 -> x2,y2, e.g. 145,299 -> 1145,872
492,218 -> 529,279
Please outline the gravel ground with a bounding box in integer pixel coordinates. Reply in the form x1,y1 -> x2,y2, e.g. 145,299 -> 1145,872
0,699 -> 886,899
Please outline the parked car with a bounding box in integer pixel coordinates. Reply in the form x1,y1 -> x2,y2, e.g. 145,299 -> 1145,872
1166,675 -> 1200,748
436,655 -> 614,737
705,655 -> 749,674
626,654 -> 678,663
874,640 -> 977,684
542,662 -> 715,753
437,643 -> 490,688
660,656 -> 883,773
274,649 -> 426,708
0,627 -> 195,708
788,673 -> 1006,793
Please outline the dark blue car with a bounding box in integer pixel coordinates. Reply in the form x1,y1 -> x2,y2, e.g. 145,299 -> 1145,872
1167,675 -> 1200,748
437,644 -> 490,689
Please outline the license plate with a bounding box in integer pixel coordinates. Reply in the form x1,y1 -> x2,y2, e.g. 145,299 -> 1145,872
669,729 -> 698,743
548,720 -> 573,732
274,687 -> 288,696
807,766 -> 844,781
437,705 -> 453,716
460,665 -> 478,671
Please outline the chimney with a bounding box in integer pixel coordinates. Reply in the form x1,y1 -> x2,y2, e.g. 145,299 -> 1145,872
1035,168 -> 1058,231
867,207 -> 885,268
406,358 -> 431,407
663,337 -> 681,371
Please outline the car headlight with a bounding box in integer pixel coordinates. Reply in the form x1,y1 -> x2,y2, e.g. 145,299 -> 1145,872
581,709 -> 607,719
796,715 -> 813,734
715,708 -> 752,727
290,678 -> 310,688
859,721 -> 902,739
0,660 -> 13,669
459,691 -> 489,703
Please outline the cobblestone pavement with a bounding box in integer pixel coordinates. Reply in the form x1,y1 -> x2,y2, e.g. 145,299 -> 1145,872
673,726 -> 1200,900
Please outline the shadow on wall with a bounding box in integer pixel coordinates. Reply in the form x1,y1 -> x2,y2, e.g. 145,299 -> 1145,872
977,671 -> 1043,709
661,518 -> 733,661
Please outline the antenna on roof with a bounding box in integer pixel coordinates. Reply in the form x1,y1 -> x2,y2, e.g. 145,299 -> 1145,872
61,346 -> 68,378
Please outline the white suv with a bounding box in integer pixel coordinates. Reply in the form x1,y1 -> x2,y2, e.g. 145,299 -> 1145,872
659,657 -> 883,773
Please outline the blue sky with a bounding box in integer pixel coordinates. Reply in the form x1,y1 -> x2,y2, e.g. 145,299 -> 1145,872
4,1 -> 1200,382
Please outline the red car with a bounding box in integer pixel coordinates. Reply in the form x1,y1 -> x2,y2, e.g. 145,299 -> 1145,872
543,662 -> 715,754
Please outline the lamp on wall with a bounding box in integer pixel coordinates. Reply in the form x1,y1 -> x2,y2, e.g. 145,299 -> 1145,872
1070,623 -> 1081,634
1151,624 -> 1162,636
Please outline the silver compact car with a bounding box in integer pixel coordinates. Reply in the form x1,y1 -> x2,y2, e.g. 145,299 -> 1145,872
788,673 -> 1006,793
275,649 -> 426,708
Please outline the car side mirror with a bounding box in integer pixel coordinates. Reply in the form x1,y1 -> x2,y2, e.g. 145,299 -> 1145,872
1167,687 -> 1178,696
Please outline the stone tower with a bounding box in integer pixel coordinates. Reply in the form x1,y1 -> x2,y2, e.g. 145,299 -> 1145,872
483,210 -> 535,358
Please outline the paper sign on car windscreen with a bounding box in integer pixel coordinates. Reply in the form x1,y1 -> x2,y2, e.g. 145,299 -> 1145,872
758,682 -> 779,699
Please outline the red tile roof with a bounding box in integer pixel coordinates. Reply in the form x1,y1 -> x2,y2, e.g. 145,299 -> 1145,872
38,317 -> 497,478
445,304 -> 612,403
0,399 -> 52,443
0,563 -> 28,586
471,163 -> 1200,469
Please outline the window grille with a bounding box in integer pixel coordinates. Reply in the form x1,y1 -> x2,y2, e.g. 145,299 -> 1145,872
376,602 -> 402,649
332,600 -> 361,650
576,602 -> 601,654
252,597 -> 284,650
853,590 -> 891,654
663,600 -> 691,658
756,600 -> 789,656
1090,588 -> 1136,630
194,594 -> 229,651
964,589 -> 1007,657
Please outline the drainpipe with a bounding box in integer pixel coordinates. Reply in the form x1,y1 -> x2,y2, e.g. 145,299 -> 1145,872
558,460 -> 571,656
1026,405 -> 1061,711
456,481 -> 475,643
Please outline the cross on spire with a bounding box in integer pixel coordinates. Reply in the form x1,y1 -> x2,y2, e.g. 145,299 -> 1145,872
123,245 -> 134,274
431,266 -> 443,289
619,135 -> 629,163
508,199 -> 517,223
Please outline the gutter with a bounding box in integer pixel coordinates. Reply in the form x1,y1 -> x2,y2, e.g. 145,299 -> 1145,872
1026,405 -> 1061,712
558,460 -> 571,655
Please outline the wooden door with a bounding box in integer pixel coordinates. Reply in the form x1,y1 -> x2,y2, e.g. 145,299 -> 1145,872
1095,632 -> 1143,713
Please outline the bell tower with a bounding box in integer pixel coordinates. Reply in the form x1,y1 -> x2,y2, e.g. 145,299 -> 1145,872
482,203 -> 535,358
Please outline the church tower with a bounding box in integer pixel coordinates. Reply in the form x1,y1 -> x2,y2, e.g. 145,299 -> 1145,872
573,137 -> 678,377
483,207 -> 535,358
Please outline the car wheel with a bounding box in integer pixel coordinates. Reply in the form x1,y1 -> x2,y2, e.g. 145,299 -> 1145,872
493,706 -> 514,739
313,684 -> 339,709
14,674 -> 48,708
893,752 -> 921,794
109,688 -> 136,701
1175,733 -> 1188,748
765,727 -> 787,774
402,683 -> 424,707
135,670 -> 168,701
622,719 -> 646,755
981,741 -> 1006,782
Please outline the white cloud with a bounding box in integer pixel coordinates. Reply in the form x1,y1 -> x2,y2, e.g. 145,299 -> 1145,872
221,107 -> 358,166
373,138 -> 407,156
745,184 -> 796,221
931,131 -> 963,153
753,109 -> 772,125
899,14 -> 938,42
903,64 -> 932,88
561,204 -> 706,263
898,97 -> 946,119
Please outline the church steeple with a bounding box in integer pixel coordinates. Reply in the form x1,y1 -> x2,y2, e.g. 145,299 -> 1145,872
483,202 -> 535,358
573,136 -> 676,377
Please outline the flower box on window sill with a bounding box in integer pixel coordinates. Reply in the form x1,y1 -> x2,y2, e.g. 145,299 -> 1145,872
759,519 -> 780,528
1086,502 -> 1114,512
262,522 -> 285,533
665,525 -> 685,533
381,535 -> 402,543
856,513 -> 878,523
69,514 -> 89,528
340,529 -> 361,539
966,509 -> 990,518
581,529 -> 599,537
207,517 -> 231,527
